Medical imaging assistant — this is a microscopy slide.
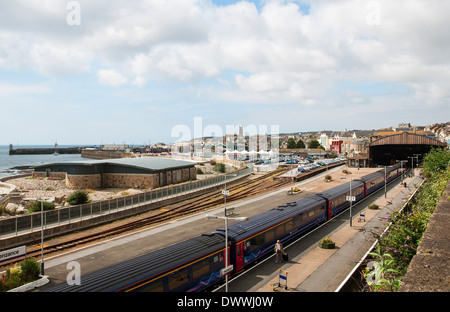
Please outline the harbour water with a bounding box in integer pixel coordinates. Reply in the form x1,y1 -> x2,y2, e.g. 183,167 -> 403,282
0,145 -> 84,178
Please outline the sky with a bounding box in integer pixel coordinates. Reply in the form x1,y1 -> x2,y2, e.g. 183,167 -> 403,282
0,0 -> 449,146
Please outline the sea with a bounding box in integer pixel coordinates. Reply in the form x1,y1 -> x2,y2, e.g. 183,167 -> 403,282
0,145 -> 84,179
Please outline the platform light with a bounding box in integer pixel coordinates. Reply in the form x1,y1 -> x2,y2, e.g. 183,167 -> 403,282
205,212 -> 248,292
23,197 -> 54,276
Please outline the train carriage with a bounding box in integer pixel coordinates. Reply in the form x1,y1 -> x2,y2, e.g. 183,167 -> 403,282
317,180 -> 365,218
360,171 -> 385,195
46,233 -> 227,292
216,195 -> 327,272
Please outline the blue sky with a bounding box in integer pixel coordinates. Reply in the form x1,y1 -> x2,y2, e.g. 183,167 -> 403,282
0,0 -> 449,146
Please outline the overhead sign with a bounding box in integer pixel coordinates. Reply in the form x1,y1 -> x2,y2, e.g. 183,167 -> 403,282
0,246 -> 26,263
346,196 -> 356,202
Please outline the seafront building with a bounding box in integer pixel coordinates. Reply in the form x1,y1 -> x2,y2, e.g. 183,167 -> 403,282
33,158 -> 197,190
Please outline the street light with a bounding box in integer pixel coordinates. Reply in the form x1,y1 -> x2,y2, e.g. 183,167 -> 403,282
205,214 -> 248,292
413,154 -> 420,171
347,178 -> 360,227
399,160 -> 407,185
23,197 -> 54,276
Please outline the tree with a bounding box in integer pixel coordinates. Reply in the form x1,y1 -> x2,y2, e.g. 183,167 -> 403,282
422,148 -> 450,179
287,138 -> 296,149
295,140 -> 306,148
308,139 -> 321,149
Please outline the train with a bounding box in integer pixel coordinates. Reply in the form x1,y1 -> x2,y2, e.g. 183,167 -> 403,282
46,163 -> 405,292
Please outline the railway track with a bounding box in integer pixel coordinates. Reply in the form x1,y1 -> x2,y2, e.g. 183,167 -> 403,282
1,168 -> 291,268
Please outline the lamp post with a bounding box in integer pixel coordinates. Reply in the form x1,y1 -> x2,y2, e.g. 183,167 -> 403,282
350,178 -> 353,227
399,160 -> 407,184
408,156 -> 414,177
347,178 -> 361,227
413,154 -> 420,172
206,214 -> 248,292
24,198 -> 54,276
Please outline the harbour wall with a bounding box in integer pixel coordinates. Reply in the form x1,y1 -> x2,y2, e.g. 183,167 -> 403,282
9,147 -> 83,155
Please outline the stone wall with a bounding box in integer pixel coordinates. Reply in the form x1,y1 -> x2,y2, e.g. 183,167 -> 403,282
38,166 -> 196,190
399,179 -> 450,292
32,172 -> 46,178
103,173 -> 159,189
66,174 -> 102,189
32,171 -> 66,179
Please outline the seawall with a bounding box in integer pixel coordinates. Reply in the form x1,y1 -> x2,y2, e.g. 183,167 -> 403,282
9,147 -> 82,155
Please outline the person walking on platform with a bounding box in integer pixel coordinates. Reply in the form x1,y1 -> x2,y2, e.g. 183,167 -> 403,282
274,240 -> 285,263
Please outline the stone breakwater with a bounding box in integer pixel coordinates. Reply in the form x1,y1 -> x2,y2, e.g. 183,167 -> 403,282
6,177 -> 145,203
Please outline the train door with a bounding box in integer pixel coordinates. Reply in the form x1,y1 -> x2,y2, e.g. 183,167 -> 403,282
235,242 -> 245,272
327,201 -> 332,220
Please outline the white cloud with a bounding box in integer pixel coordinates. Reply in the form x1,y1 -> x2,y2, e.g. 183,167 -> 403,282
0,0 -> 449,142
0,83 -> 51,96
97,69 -> 127,86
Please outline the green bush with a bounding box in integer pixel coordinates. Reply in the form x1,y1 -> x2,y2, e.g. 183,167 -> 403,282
0,258 -> 41,292
214,163 -> 226,173
20,258 -> 41,282
27,201 -> 55,213
67,190 -> 89,205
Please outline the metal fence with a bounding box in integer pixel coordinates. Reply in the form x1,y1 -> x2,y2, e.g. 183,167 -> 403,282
0,166 -> 253,238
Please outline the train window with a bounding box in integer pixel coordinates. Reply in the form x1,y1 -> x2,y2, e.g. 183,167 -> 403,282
275,225 -> 284,237
168,268 -> 189,290
193,259 -> 210,279
309,210 -> 314,217
285,220 -> 293,232
265,230 -> 275,242
140,280 -> 164,292
251,235 -> 265,246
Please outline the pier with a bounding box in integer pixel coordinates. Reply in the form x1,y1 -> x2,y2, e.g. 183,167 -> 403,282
8,144 -> 83,155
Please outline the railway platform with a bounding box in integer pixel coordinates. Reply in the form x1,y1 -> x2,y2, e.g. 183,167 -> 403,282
33,164 -> 347,290
31,164 -> 408,292
251,171 -> 423,292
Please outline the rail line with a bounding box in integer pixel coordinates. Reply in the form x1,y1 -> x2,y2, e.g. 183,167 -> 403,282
1,168 -> 292,268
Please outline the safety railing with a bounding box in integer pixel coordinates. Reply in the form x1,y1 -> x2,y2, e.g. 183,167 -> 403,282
0,165 -> 253,238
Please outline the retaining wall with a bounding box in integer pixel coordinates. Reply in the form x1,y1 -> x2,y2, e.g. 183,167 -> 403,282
399,179 -> 450,292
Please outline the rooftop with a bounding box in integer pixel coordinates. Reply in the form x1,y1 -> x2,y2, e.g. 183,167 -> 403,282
34,157 -> 196,172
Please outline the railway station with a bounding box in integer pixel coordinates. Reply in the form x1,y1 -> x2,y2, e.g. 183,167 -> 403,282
17,162 -> 409,292
368,131 -> 446,166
